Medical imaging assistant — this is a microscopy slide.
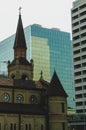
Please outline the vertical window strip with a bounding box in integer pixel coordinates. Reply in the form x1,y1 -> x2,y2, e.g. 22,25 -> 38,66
41,124 -> 43,130
14,123 -> 16,130
29,124 -> 31,130
0,123 -> 1,130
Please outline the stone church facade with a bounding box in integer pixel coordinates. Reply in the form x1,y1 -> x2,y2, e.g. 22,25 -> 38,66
0,11 -> 68,130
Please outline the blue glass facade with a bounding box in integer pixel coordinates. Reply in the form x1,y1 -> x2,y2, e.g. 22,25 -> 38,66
0,24 -> 74,108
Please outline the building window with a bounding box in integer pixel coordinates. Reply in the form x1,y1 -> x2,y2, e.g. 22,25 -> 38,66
25,124 -> 28,130
25,124 -> 31,130
10,123 -> 16,130
29,124 -> 31,130
16,94 -> 24,103
76,102 -> 83,106
75,79 -> 81,84
41,124 -> 43,130
74,64 -> 81,69
62,103 -> 65,113
72,8 -> 78,13
62,122 -> 65,130
21,74 -> 29,80
0,123 -> 1,130
75,94 -> 82,98
75,86 -> 82,91
74,71 -> 81,76
2,92 -> 10,102
74,49 -> 80,54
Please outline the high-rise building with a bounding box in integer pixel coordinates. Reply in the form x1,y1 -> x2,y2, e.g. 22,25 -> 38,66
71,0 -> 86,113
0,23 -> 74,109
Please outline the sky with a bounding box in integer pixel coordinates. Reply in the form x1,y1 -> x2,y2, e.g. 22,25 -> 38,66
0,0 -> 75,41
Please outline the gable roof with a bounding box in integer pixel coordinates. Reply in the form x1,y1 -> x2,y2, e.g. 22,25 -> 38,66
47,71 -> 67,97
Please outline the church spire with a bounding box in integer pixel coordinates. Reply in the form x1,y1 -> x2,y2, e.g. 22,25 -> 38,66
13,8 -> 27,58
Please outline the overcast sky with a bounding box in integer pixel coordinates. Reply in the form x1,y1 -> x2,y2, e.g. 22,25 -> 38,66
0,0 -> 75,41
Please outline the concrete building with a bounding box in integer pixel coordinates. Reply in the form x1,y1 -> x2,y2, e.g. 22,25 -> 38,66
71,0 -> 86,113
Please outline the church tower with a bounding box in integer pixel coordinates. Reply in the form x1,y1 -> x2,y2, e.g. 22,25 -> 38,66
47,71 -> 68,130
8,9 -> 33,80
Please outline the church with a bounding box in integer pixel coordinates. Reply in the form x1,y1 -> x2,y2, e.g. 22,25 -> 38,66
0,10 -> 68,130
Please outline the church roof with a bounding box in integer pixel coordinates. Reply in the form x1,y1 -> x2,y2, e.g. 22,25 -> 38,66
13,13 -> 27,49
47,71 -> 67,97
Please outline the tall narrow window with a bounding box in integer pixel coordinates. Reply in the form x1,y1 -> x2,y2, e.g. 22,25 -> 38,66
29,124 -> 31,130
41,124 -> 43,130
10,123 -> 13,130
25,124 -> 28,130
62,103 -> 65,113
62,122 -> 65,130
14,123 -> 16,130
0,123 -> 1,130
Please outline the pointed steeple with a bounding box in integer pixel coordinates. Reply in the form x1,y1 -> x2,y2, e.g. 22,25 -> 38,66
13,8 -> 27,58
47,71 -> 67,97
8,10 -> 34,80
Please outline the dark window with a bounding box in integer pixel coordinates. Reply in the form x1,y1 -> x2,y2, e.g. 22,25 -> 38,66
10,123 -> 16,130
81,40 -> 86,45
72,15 -> 78,20
76,94 -> 82,98
75,86 -> 82,91
74,71 -> 81,76
73,42 -> 80,47
11,75 -> 15,79
82,62 -> 86,67
72,8 -> 78,13
25,124 -> 28,130
75,79 -> 81,84
21,75 -> 29,80
81,33 -> 86,38
14,124 -> 16,130
82,70 -> 86,74
80,11 -> 86,16
74,57 -> 80,62
62,103 -> 65,113
29,124 -> 31,130
72,22 -> 79,27
74,64 -> 81,69
82,55 -> 86,59
72,29 -> 79,34
73,35 -> 79,40
76,102 -> 83,106
62,122 -> 65,130
81,47 -> 86,52
80,18 -> 86,23
79,4 -> 86,9
41,124 -> 43,130
74,49 -> 80,54
83,78 -> 86,82
80,25 -> 86,30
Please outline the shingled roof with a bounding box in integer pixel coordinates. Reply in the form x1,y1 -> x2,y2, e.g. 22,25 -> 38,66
47,71 -> 67,97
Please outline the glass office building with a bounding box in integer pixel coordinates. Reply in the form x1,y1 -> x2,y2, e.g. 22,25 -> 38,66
0,24 -> 74,108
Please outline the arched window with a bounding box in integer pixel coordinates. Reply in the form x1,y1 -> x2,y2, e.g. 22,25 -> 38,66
11,75 -> 15,79
21,74 -> 29,80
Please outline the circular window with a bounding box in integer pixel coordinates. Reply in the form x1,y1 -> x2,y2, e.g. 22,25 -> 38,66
29,95 -> 37,104
16,94 -> 24,103
2,93 -> 10,102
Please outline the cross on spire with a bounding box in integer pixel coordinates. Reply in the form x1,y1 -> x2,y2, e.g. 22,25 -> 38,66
19,7 -> 22,15
40,70 -> 43,79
